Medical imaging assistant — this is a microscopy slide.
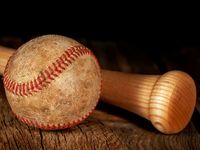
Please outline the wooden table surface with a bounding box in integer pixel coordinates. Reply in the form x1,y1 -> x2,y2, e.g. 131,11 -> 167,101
0,36 -> 200,150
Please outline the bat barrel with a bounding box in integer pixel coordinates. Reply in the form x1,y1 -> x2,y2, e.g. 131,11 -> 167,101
101,70 -> 196,134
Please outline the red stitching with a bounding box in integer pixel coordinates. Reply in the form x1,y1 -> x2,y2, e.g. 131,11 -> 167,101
53,62 -> 62,74
3,46 -> 94,97
8,80 -> 13,90
11,82 -> 16,91
22,83 -> 26,96
56,58 -> 65,70
15,84 -> 20,95
19,84 -> 23,96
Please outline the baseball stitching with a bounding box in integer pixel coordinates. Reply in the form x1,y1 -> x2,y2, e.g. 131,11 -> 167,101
4,45 -> 101,130
4,45 -> 96,96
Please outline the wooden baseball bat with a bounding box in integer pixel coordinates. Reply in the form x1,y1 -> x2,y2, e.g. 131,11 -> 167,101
0,46 -> 196,134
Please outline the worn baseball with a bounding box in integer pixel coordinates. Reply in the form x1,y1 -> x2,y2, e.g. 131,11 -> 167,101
3,35 -> 101,129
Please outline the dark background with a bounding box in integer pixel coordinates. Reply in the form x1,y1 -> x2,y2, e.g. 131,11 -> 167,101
1,5 -> 199,48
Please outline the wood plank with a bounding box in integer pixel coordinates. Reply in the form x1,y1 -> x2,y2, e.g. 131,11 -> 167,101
0,79 -> 200,150
1,79 -> 200,150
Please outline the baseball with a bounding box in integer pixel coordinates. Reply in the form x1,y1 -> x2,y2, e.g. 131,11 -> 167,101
3,35 -> 101,129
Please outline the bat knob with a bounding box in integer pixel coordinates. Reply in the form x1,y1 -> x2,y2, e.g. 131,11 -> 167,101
149,71 -> 196,134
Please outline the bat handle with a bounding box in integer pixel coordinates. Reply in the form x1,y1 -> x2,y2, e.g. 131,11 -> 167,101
0,46 -> 15,75
101,70 -> 196,134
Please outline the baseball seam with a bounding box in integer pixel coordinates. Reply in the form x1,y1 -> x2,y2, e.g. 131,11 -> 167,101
4,45 -> 93,96
4,44 -> 101,130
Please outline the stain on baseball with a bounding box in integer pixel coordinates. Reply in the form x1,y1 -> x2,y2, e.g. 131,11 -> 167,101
3,35 -> 101,129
